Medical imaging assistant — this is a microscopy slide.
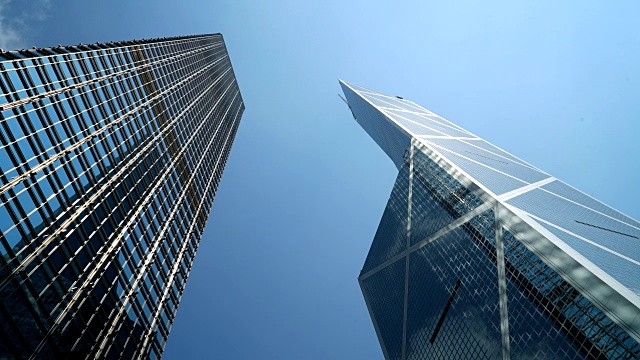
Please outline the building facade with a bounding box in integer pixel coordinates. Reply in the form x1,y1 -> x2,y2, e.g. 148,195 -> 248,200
0,34 -> 244,358
340,81 -> 640,359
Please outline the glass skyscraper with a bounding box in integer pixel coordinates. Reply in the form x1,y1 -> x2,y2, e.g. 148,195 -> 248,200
340,80 -> 640,359
0,34 -> 244,358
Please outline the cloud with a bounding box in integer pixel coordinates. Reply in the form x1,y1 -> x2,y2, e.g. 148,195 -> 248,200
0,0 -> 51,50
0,0 -> 21,50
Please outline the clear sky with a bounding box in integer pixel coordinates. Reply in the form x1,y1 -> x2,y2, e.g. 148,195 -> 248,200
3,0 -> 639,358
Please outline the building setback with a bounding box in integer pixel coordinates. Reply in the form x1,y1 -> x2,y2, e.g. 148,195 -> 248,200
340,80 -> 640,359
0,34 -> 244,358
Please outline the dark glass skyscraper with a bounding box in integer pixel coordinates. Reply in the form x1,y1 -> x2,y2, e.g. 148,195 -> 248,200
340,80 -> 640,359
0,34 -> 244,358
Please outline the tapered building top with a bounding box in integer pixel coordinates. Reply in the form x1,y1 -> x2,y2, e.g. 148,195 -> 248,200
340,80 -> 640,359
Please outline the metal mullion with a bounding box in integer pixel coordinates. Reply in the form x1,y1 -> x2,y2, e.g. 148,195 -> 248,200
109,75 -> 136,127
116,98 -> 141,155
147,87 -> 239,323
113,64 -> 141,111
72,53 -> 93,83
102,39 -> 201,71
21,59 -> 48,98
2,36 -> 242,358
31,75 -> 63,169
2,188 -> 35,241
93,83 -> 240,357
110,48 -> 130,77
207,105 -> 241,196
43,55 -> 70,91
170,61 -> 190,112
136,93 -> 243,358
93,200 -> 176,353
64,55 -> 86,84
39,62 -> 75,161
74,58 -> 105,136
61,54 -> 82,85
4,114 -> 49,230
495,211 -> 511,360
109,43 -> 221,124
0,62 -> 21,103
20,263 -> 60,325
60,89 -> 92,155
132,99 -> 241,357
0,42 -> 218,117
158,43 -> 178,89
100,76 -> 130,155
13,49 -> 91,91
36,261 -> 68,303
36,95 -> 84,205
14,60 -> 37,98
1,108 -> 31,177
114,49 -> 146,109
63,87 -> 102,189
123,86 -> 228,253
0,51 -> 225,197
25,106 -> 58,167
10,181 -> 51,250
149,47 -> 167,89
50,107 -> 83,201
194,99 -> 240,221
145,258 -> 164,303
6,103 -> 60,173
0,192 -> 27,259
125,73 -> 146,112
164,46 -> 179,89
0,55 -> 225,287
85,51 -> 106,79
73,126 -> 103,187
146,46 -> 163,87
40,69 -> 225,338
123,50 -> 150,105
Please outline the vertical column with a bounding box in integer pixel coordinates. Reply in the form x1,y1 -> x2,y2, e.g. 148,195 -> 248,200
401,141 -> 415,360
495,204 -> 511,360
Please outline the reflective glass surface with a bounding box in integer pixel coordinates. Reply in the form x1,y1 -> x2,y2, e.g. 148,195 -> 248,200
0,34 -> 244,358
355,140 -> 640,359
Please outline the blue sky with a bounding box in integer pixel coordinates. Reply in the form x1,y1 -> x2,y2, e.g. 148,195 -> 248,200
3,0 -> 639,358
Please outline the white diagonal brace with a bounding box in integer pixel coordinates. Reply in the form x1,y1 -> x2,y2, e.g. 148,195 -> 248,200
495,204 -> 511,360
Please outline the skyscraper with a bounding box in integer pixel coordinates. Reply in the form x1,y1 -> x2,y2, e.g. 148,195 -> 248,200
340,80 -> 640,359
0,34 -> 244,358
